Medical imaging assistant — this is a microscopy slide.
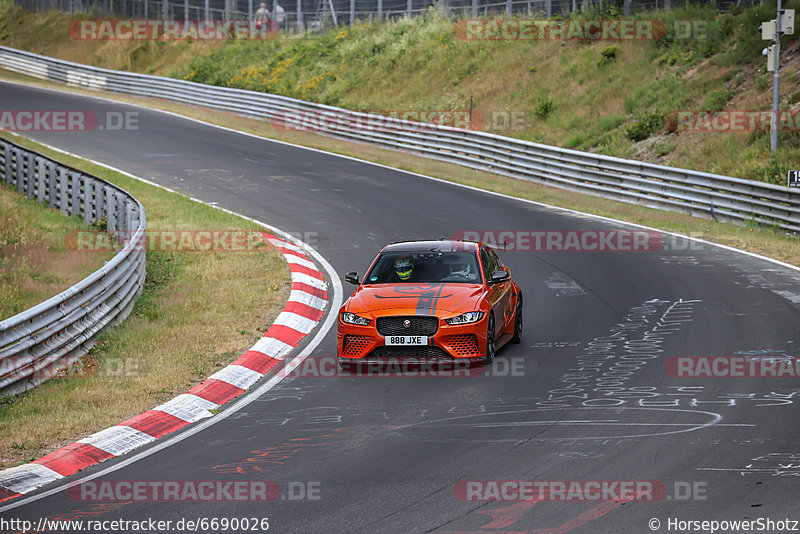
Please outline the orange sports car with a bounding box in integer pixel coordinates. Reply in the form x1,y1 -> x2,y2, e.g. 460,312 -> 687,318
337,240 -> 523,368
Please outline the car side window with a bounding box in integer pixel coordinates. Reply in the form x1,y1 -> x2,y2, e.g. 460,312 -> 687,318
480,249 -> 493,282
488,249 -> 503,270
482,249 -> 501,282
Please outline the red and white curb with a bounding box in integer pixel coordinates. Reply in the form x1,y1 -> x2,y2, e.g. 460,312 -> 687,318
0,232 -> 328,504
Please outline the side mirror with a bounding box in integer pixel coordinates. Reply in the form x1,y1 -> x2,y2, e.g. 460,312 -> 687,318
490,270 -> 510,284
345,271 -> 360,285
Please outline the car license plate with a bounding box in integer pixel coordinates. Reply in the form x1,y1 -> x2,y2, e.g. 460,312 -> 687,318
385,335 -> 427,346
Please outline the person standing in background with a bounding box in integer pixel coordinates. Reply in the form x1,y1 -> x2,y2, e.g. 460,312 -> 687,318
255,2 -> 270,31
273,1 -> 285,29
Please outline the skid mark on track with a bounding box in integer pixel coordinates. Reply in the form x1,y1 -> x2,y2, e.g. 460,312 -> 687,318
439,495 -> 633,533
543,272 -> 587,297
211,426 -> 393,474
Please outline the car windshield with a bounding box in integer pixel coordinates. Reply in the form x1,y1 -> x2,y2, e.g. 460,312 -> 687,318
364,251 -> 481,284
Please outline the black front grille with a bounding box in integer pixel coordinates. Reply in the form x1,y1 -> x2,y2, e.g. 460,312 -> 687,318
368,346 -> 450,359
376,316 -> 439,337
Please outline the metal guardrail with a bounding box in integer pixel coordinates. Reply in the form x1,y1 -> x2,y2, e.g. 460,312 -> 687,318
0,137 -> 146,397
1,44 -> 798,234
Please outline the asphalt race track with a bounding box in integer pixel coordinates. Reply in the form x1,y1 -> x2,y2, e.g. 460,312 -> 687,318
1,80 -> 800,533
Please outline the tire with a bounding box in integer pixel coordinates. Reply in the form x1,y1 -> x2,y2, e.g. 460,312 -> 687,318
510,292 -> 523,344
482,314 -> 496,364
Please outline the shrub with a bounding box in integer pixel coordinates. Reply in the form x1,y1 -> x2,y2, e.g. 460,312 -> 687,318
703,89 -> 731,112
534,97 -> 555,119
598,45 -> 619,66
625,113 -> 664,142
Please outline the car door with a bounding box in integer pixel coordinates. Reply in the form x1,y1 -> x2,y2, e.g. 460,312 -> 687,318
481,247 -> 512,329
488,248 -> 515,330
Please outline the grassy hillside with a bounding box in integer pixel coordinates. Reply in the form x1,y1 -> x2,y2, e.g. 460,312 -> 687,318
1,2 -> 800,183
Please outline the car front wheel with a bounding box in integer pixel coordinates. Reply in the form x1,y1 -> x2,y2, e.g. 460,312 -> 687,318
510,292 -> 523,344
482,314 -> 496,364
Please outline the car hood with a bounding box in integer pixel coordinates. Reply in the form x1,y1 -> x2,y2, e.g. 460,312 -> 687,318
343,283 -> 484,317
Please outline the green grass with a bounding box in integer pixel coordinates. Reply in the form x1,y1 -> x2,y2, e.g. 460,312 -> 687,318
0,183 -> 114,319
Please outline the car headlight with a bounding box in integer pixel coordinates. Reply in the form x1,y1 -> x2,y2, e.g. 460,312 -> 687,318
341,312 -> 371,325
445,311 -> 484,325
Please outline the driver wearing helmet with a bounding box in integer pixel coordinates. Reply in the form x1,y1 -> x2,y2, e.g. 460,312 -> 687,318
393,255 -> 415,281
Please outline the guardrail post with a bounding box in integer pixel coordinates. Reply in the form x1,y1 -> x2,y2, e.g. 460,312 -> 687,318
125,202 -> 134,244
48,162 -> 59,209
118,196 -> 128,237
2,147 -> 10,187
25,152 -> 36,198
107,188 -> 118,235
69,171 -> 81,216
95,179 -> 105,223
84,179 -> 95,225
56,167 -> 68,215
17,149 -> 27,193
8,146 -> 21,192
0,141 -> 7,185
131,208 -> 143,241
36,156 -> 47,202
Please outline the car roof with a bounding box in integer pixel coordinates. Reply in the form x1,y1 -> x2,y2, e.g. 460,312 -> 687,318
381,240 -> 480,253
